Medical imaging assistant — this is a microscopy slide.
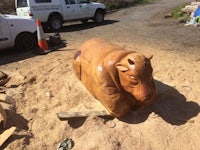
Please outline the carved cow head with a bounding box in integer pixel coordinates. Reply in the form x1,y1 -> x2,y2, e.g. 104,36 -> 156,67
116,53 -> 156,105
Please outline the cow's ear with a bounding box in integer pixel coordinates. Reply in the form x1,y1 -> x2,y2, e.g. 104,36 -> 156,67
115,63 -> 129,72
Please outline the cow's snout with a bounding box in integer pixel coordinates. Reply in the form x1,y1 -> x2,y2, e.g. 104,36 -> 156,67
140,92 -> 154,102
133,82 -> 156,103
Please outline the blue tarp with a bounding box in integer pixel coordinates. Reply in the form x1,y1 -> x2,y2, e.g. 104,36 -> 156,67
194,6 -> 200,17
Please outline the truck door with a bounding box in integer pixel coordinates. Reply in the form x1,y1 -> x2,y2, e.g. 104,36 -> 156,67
63,0 -> 82,20
77,0 -> 93,18
0,15 -> 11,49
15,0 -> 30,17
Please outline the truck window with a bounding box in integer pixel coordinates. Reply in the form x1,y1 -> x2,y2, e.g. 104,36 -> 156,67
0,17 -> 2,34
17,0 -> 28,8
35,0 -> 52,3
65,0 -> 75,4
77,0 -> 90,4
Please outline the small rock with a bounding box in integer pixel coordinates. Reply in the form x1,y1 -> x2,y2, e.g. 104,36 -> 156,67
106,121 -> 116,128
188,119 -> 195,123
57,138 -> 74,150
182,86 -> 192,92
179,19 -> 187,23
0,71 -> 10,86
45,91 -> 53,98
164,13 -> 172,18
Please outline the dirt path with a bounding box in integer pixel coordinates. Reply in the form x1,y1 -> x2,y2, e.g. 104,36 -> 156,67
0,0 -> 200,149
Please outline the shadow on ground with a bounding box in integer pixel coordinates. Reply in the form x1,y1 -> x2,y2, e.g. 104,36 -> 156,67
66,80 -> 200,128
44,20 -> 119,33
0,41 -> 67,66
0,48 -> 38,66
120,80 -> 200,125
0,108 -> 31,149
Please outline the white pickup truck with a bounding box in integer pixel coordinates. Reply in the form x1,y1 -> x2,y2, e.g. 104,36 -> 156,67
0,14 -> 37,51
15,0 -> 106,30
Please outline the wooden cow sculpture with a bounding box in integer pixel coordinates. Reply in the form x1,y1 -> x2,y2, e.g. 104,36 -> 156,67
72,38 -> 157,118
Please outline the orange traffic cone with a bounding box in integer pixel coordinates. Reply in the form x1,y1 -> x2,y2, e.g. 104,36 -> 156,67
34,18 -> 51,54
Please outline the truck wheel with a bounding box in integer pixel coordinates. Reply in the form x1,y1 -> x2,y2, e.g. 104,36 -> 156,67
42,23 -> 50,32
48,16 -> 63,31
15,33 -> 36,51
94,10 -> 104,23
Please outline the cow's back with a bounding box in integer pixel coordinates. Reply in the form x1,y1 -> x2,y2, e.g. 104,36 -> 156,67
78,38 -> 126,63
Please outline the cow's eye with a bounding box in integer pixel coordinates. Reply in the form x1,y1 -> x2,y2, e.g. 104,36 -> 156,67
128,59 -> 135,65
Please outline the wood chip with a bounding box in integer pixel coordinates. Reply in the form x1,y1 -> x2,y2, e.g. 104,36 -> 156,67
0,104 -> 7,128
0,126 -> 16,146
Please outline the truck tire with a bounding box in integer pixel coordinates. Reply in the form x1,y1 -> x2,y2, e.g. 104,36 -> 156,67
15,32 -> 36,51
48,15 -> 63,31
94,10 -> 104,23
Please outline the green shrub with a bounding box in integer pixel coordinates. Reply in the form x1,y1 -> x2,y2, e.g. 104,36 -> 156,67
172,3 -> 190,21
95,0 -> 156,10
0,0 -> 15,14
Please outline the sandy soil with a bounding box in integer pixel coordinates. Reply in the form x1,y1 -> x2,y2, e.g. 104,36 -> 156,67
0,0 -> 200,149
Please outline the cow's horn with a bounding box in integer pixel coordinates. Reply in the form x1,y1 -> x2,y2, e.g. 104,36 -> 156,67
147,55 -> 153,60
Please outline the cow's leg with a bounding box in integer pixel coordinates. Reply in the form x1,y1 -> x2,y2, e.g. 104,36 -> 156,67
72,50 -> 81,79
101,97 -> 131,118
97,87 -> 131,118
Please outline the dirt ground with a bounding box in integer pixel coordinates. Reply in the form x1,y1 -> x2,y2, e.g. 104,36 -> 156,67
0,0 -> 200,149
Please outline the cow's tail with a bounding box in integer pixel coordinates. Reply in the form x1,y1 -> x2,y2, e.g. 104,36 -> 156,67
72,50 -> 81,80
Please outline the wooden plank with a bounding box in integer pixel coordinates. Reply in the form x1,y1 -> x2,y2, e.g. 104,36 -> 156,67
0,126 -> 16,147
57,110 -> 112,120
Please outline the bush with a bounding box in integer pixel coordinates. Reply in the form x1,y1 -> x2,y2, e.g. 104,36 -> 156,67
95,0 -> 156,10
172,3 -> 190,21
0,0 -> 15,14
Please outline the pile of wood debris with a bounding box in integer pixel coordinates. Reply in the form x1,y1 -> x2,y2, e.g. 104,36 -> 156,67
0,71 -> 16,147
182,1 -> 200,26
